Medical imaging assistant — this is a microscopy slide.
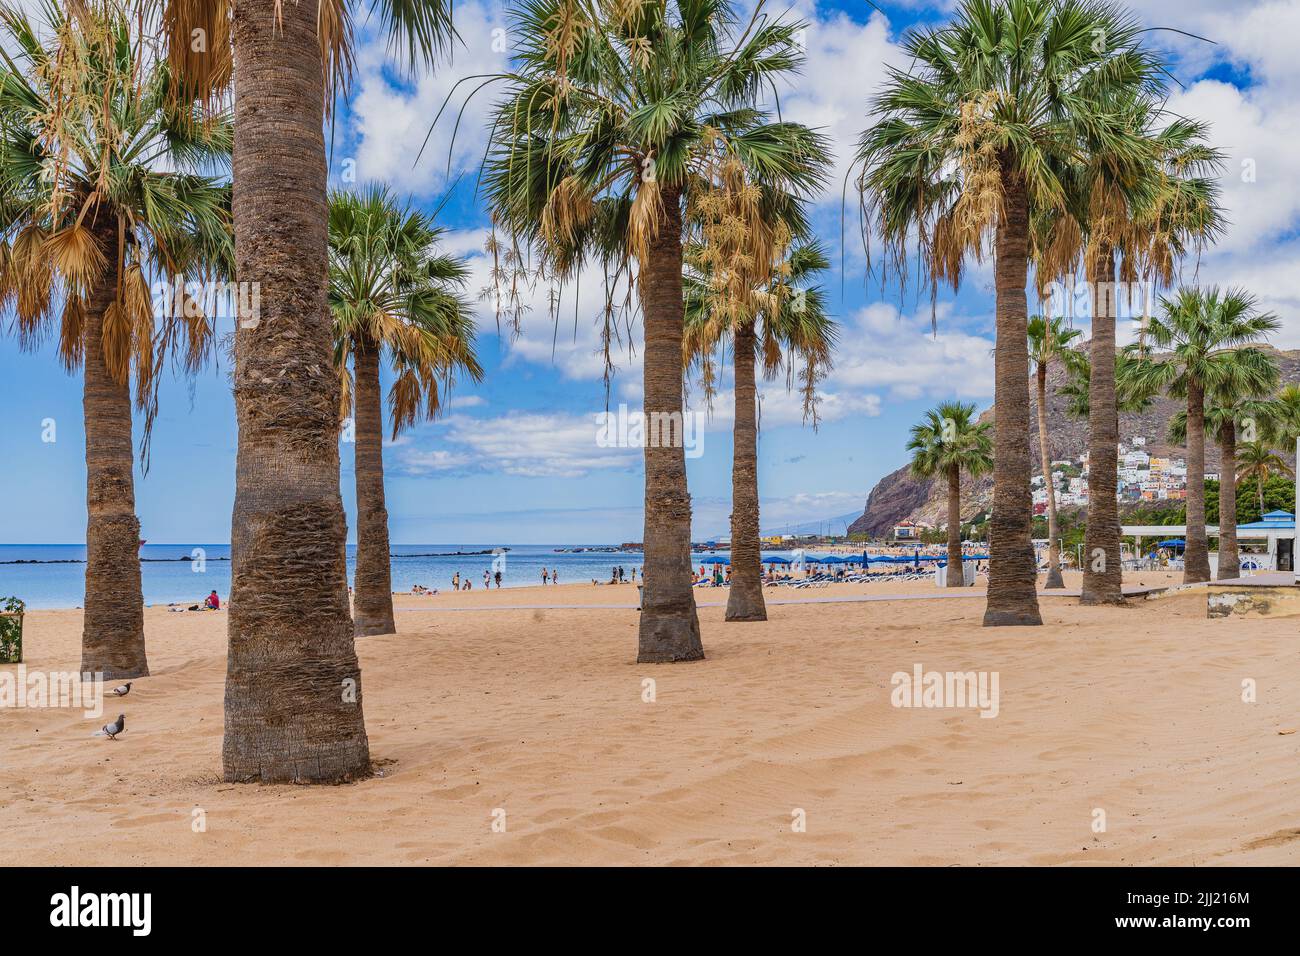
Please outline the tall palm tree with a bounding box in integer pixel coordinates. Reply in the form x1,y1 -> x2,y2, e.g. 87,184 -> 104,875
684,194 -> 834,622
0,0 -> 230,680
1075,112 -> 1223,605
156,0 -> 455,782
1131,287 -> 1280,583
482,0 -> 828,661
1236,440 -> 1293,519
854,0 -> 1161,626
1168,351 -> 1279,579
1026,315 -> 1083,588
906,402 -> 993,587
330,187 -> 482,636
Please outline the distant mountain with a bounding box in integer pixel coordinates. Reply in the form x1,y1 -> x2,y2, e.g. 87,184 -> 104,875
847,345 -> 1300,539
761,512 -> 864,538
707,511 -> 864,542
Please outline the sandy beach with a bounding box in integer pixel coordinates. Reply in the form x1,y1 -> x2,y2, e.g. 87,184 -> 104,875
3,573 -> 1298,866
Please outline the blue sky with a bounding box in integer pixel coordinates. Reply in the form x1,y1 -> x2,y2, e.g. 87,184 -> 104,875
3,0 -> 1297,544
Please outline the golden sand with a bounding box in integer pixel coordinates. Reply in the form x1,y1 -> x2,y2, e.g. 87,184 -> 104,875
2,573 -> 1298,865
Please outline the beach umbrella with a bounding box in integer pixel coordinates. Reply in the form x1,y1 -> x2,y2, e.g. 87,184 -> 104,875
764,556 -> 792,565
700,556 -> 729,564
1157,539 -> 1185,549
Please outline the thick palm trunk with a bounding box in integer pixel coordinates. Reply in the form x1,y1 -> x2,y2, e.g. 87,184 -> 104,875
1036,364 -> 1064,589
983,169 -> 1042,626
224,0 -> 370,782
80,217 -> 148,680
637,184 -> 704,662
945,465 -> 964,588
1081,247 -> 1123,605
1183,380 -> 1211,583
351,335 -> 396,635
1216,423 -> 1240,580
725,320 -> 766,620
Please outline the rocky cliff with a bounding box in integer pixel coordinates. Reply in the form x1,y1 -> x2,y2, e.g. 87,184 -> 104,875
848,346 -> 1300,538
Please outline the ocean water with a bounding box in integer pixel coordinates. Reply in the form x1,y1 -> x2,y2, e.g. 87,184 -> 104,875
0,543 -> 737,609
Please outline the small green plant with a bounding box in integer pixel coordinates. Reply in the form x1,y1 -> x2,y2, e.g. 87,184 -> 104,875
0,597 -> 24,664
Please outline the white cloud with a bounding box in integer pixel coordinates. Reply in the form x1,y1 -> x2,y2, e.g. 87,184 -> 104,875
348,2 -> 510,195
395,411 -> 640,478
830,302 -> 995,401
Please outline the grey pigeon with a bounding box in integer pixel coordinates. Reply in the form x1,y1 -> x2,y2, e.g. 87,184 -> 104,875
111,682 -> 131,697
94,715 -> 125,740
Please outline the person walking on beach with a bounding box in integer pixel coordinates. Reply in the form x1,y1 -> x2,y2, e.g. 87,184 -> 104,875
551,568 -> 559,585
452,572 -> 460,591
541,567 -> 549,586
484,570 -> 490,589
494,569 -> 502,588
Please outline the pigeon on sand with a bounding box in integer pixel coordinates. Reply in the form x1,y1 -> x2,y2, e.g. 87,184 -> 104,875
93,715 -> 125,740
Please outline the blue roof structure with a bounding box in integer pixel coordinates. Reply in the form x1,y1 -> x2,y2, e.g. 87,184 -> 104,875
1238,510 -> 1295,532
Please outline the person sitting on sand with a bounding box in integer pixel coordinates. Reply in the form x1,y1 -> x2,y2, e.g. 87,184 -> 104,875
204,590 -> 220,610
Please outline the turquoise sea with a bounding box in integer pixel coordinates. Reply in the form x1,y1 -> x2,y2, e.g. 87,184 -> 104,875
0,543 -> 664,609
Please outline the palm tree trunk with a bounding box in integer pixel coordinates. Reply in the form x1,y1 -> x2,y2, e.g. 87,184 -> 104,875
946,464 -> 964,587
224,0 -> 370,782
983,167 -> 1042,626
1216,422 -> 1239,580
1183,379 -> 1212,583
80,215 -> 148,681
1036,363 -> 1064,589
351,333 -> 396,635
1081,246 -> 1123,605
725,319 -> 766,620
637,184 -> 704,662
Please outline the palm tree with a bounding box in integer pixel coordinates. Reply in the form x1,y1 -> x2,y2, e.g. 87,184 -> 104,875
482,0 -> 828,661
854,0 -> 1162,626
1264,383 -> 1300,476
0,0 -> 231,680
684,192 -> 834,621
906,402 -> 993,587
156,0 -> 455,782
1131,288 -> 1280,583
1026,315 -> 1083,588
330,187 -> 482,636
1075,112 -> 1223,605
1236,440 -> 1293,519
1168,351 -> 1279,579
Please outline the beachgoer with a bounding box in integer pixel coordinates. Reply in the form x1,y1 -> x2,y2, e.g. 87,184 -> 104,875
551,568 -> 559,585
494,570 -> 503,588
541,567 -> 549,586
484,570 -> 490,588
204,590 -> 220,610
453,572 -> 460,591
